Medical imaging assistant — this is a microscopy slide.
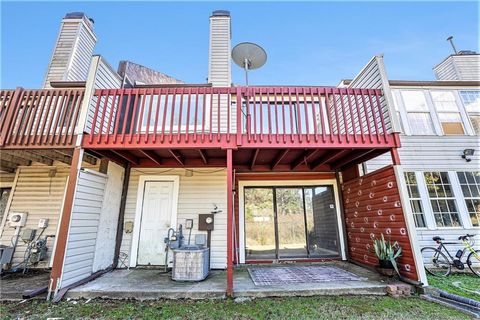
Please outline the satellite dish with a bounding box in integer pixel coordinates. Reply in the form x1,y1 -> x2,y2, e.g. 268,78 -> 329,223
232,42 -> 267,86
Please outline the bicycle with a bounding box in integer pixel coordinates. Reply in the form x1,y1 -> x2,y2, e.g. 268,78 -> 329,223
421,234 -> 480,277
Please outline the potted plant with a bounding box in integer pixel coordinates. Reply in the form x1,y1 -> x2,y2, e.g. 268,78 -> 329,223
372,234 -> 402,277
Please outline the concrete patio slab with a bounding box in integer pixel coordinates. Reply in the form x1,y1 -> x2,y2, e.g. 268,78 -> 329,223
234,262 -> 388,298
66,262 -> 389,300
67,269 -> 227,300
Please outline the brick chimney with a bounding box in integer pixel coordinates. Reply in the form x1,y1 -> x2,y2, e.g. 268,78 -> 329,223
43,12 -> 97,88
208,10 -> 231,87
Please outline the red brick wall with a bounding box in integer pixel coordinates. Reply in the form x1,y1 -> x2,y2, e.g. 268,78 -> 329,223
341,165 -> 419,280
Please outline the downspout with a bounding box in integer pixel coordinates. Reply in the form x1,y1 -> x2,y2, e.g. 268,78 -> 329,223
335,171 -> 350,261
112,163 -> 131,268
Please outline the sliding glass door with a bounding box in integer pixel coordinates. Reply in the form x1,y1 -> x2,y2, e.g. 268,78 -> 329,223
244,188 -> 276,259
244,185 -> 340,260
276,188 -> 308,258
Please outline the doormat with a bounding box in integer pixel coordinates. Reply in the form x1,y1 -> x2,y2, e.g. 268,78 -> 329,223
247,266 -> 366,286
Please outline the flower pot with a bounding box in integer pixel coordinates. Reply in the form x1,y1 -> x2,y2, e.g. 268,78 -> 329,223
376,259 -> 396,277
378,259 -> 394,269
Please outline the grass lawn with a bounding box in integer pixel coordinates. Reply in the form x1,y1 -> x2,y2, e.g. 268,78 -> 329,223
427,273 -> 480,301
0,296 -> 469,320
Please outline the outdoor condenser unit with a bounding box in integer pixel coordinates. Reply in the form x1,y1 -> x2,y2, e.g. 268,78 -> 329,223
172,247 -> 210,281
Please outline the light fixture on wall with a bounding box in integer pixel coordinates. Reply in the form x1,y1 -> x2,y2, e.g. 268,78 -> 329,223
185,169 -> 193,177
461,149 -> 475,162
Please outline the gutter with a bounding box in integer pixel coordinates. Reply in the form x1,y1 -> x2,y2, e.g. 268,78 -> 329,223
52,266 -> 113,303
112,163 -> 131,268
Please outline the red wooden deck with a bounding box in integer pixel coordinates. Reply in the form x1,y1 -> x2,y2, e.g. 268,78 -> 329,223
0,88 -> 84,149
82,86 -> 400,171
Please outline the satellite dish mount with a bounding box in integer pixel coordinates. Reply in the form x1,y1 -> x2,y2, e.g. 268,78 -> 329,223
232,42 -> 267,86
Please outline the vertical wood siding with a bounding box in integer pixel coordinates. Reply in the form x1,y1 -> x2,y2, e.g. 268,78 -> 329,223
119,168 -> 227,269
341,166 -> 419,280
61,170 -> 107,288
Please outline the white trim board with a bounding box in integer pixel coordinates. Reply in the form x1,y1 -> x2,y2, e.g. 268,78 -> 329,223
130,175 -> 180,268
238,179 -> 346,264
394,166 -> 429,285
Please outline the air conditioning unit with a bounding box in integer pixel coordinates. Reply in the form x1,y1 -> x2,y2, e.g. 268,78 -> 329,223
8,212 -> 28,227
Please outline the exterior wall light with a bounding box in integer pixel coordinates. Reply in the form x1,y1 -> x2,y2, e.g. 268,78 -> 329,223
462,149 -> 475,162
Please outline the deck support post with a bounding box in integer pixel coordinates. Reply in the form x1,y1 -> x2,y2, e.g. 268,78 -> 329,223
226,148 -> 234,297
390,148 -> 401,165
49,147 -> 84,296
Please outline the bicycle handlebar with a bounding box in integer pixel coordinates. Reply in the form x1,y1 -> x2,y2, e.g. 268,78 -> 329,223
458,234 -> 476,241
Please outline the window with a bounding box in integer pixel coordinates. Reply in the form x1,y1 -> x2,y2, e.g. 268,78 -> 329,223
424,172 -> 461,227
392,96 -> 404,133
431,91 -> 464,135
401,90 -> 435,135
459,90 -> 480,135
457,172 -> 480,227
404,172 -> 426,228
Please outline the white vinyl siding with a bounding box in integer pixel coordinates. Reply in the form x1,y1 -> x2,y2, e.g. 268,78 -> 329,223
0,166 -> 70,267
0,173 -> 16,188
43,18 -> 96,88
434,55 -> 480,81
83,56 -> 123,134
61,170 -> 107,288
208,16 -> 231,87
119,168 -> 227,269
345,55 -> 394,133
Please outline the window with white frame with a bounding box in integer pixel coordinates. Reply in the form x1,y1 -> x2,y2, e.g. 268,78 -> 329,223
457,171 -> 480,227
404,172 -> 426,228
430,91 -> 464,135
424,172 -> 461,227
459,90 -> 480,135
401,90 -> 435,135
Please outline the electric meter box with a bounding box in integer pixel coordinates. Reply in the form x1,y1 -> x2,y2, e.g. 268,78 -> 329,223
8,212 -> 28,227
198,214 -> 214,231
38,218 -> 49,229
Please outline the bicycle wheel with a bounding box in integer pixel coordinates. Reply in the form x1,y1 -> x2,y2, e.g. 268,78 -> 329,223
421,247 -> 451,276
466,250 -> 480,277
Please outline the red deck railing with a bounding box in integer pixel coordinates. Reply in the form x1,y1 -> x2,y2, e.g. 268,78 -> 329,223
0,88 -> 85,148
83,86 -> 397,149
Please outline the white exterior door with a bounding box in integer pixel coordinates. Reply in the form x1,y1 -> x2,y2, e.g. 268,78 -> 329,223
137,181 -> 174,265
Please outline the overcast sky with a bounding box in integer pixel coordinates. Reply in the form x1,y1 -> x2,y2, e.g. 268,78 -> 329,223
2,1 -> 478,88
